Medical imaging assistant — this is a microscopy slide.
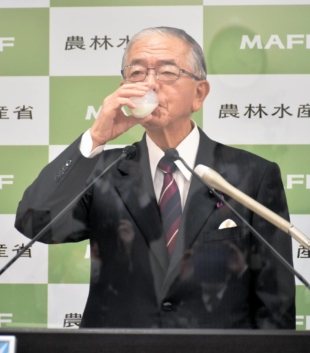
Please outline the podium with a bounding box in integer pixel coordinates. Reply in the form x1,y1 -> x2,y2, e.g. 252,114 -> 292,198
1,329 -> 310,353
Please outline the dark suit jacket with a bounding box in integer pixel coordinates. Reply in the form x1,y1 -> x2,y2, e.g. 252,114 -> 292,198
15,128 -> 295,329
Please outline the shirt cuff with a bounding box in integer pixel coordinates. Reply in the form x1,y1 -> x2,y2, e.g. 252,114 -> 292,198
80,129 -> 105,158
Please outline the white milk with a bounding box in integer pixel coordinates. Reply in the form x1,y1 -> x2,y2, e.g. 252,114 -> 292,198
129,104 -> 158,118
128,89 -> 158,118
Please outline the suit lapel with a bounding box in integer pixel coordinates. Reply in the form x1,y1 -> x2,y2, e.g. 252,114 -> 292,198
114,137 -> 169,274
182,129 -> 226,251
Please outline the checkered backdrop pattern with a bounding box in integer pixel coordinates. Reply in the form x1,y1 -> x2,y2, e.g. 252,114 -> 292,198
1,0 -> 310,330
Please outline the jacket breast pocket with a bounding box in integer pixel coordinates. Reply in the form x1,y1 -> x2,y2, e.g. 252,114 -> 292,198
204,226 -> 248,243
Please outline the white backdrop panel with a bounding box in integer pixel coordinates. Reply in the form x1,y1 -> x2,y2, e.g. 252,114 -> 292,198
0,77 -> 49,146
50,6 -> 203,76
204,74 -> 310,145
0,215 -> 48,284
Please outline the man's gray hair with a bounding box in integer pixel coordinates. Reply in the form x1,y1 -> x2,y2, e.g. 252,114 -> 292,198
122,27 -> 207,80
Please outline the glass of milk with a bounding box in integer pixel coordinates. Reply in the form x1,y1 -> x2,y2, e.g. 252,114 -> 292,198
128,89 -> 158,119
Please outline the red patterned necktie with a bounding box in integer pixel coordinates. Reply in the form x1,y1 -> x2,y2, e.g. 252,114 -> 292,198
158,157 -> 182,253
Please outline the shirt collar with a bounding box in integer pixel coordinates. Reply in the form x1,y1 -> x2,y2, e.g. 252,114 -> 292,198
146,121 -> 200,182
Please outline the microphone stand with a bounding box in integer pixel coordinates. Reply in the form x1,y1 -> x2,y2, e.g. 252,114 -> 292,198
0,146 -> 136,276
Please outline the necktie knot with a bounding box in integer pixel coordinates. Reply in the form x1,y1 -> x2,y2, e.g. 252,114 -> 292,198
158,157 -> 177,174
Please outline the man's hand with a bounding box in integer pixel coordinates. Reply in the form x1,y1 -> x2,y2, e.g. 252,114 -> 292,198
89,82 -> 150,150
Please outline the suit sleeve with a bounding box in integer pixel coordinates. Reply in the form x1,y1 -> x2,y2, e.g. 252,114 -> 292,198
15,136 -> 101,244
250,161 -> 296,329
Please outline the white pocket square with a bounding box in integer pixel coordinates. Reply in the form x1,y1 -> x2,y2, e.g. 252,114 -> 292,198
218,219 -> 237,229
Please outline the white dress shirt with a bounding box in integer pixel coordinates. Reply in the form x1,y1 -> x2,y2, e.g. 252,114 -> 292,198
80,122 -> 200,210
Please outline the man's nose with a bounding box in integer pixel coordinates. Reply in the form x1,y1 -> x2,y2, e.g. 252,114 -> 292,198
145,68 -> 158,89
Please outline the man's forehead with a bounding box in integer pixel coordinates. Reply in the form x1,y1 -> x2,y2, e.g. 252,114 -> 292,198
126,35 -> 190,66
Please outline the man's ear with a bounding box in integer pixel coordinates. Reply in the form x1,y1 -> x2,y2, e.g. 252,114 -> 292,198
192,80 -> 210,112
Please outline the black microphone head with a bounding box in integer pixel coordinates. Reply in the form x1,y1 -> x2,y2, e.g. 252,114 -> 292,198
165,148 -> 179,162
123,145 -> 137,160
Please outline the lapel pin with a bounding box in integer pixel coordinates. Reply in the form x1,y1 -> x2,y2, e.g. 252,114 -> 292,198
216,194 -> 225,209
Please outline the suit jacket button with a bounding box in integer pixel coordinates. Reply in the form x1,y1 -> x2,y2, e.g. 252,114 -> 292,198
162,302 -> 172,311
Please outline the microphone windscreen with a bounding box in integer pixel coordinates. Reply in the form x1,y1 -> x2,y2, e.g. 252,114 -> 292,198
194,164 -> 224,191
123,145 -> 137,160
164,148 -> 179,162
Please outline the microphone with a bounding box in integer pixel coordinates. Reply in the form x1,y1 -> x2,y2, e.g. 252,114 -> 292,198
165,148 -> 179,162
195,164 -> 310,250
123,145 -> 137,160
0,145 -> 136,276
164,148 -> 310,289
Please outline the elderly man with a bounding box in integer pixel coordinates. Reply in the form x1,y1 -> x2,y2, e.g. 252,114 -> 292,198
15,27 -> 295,329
